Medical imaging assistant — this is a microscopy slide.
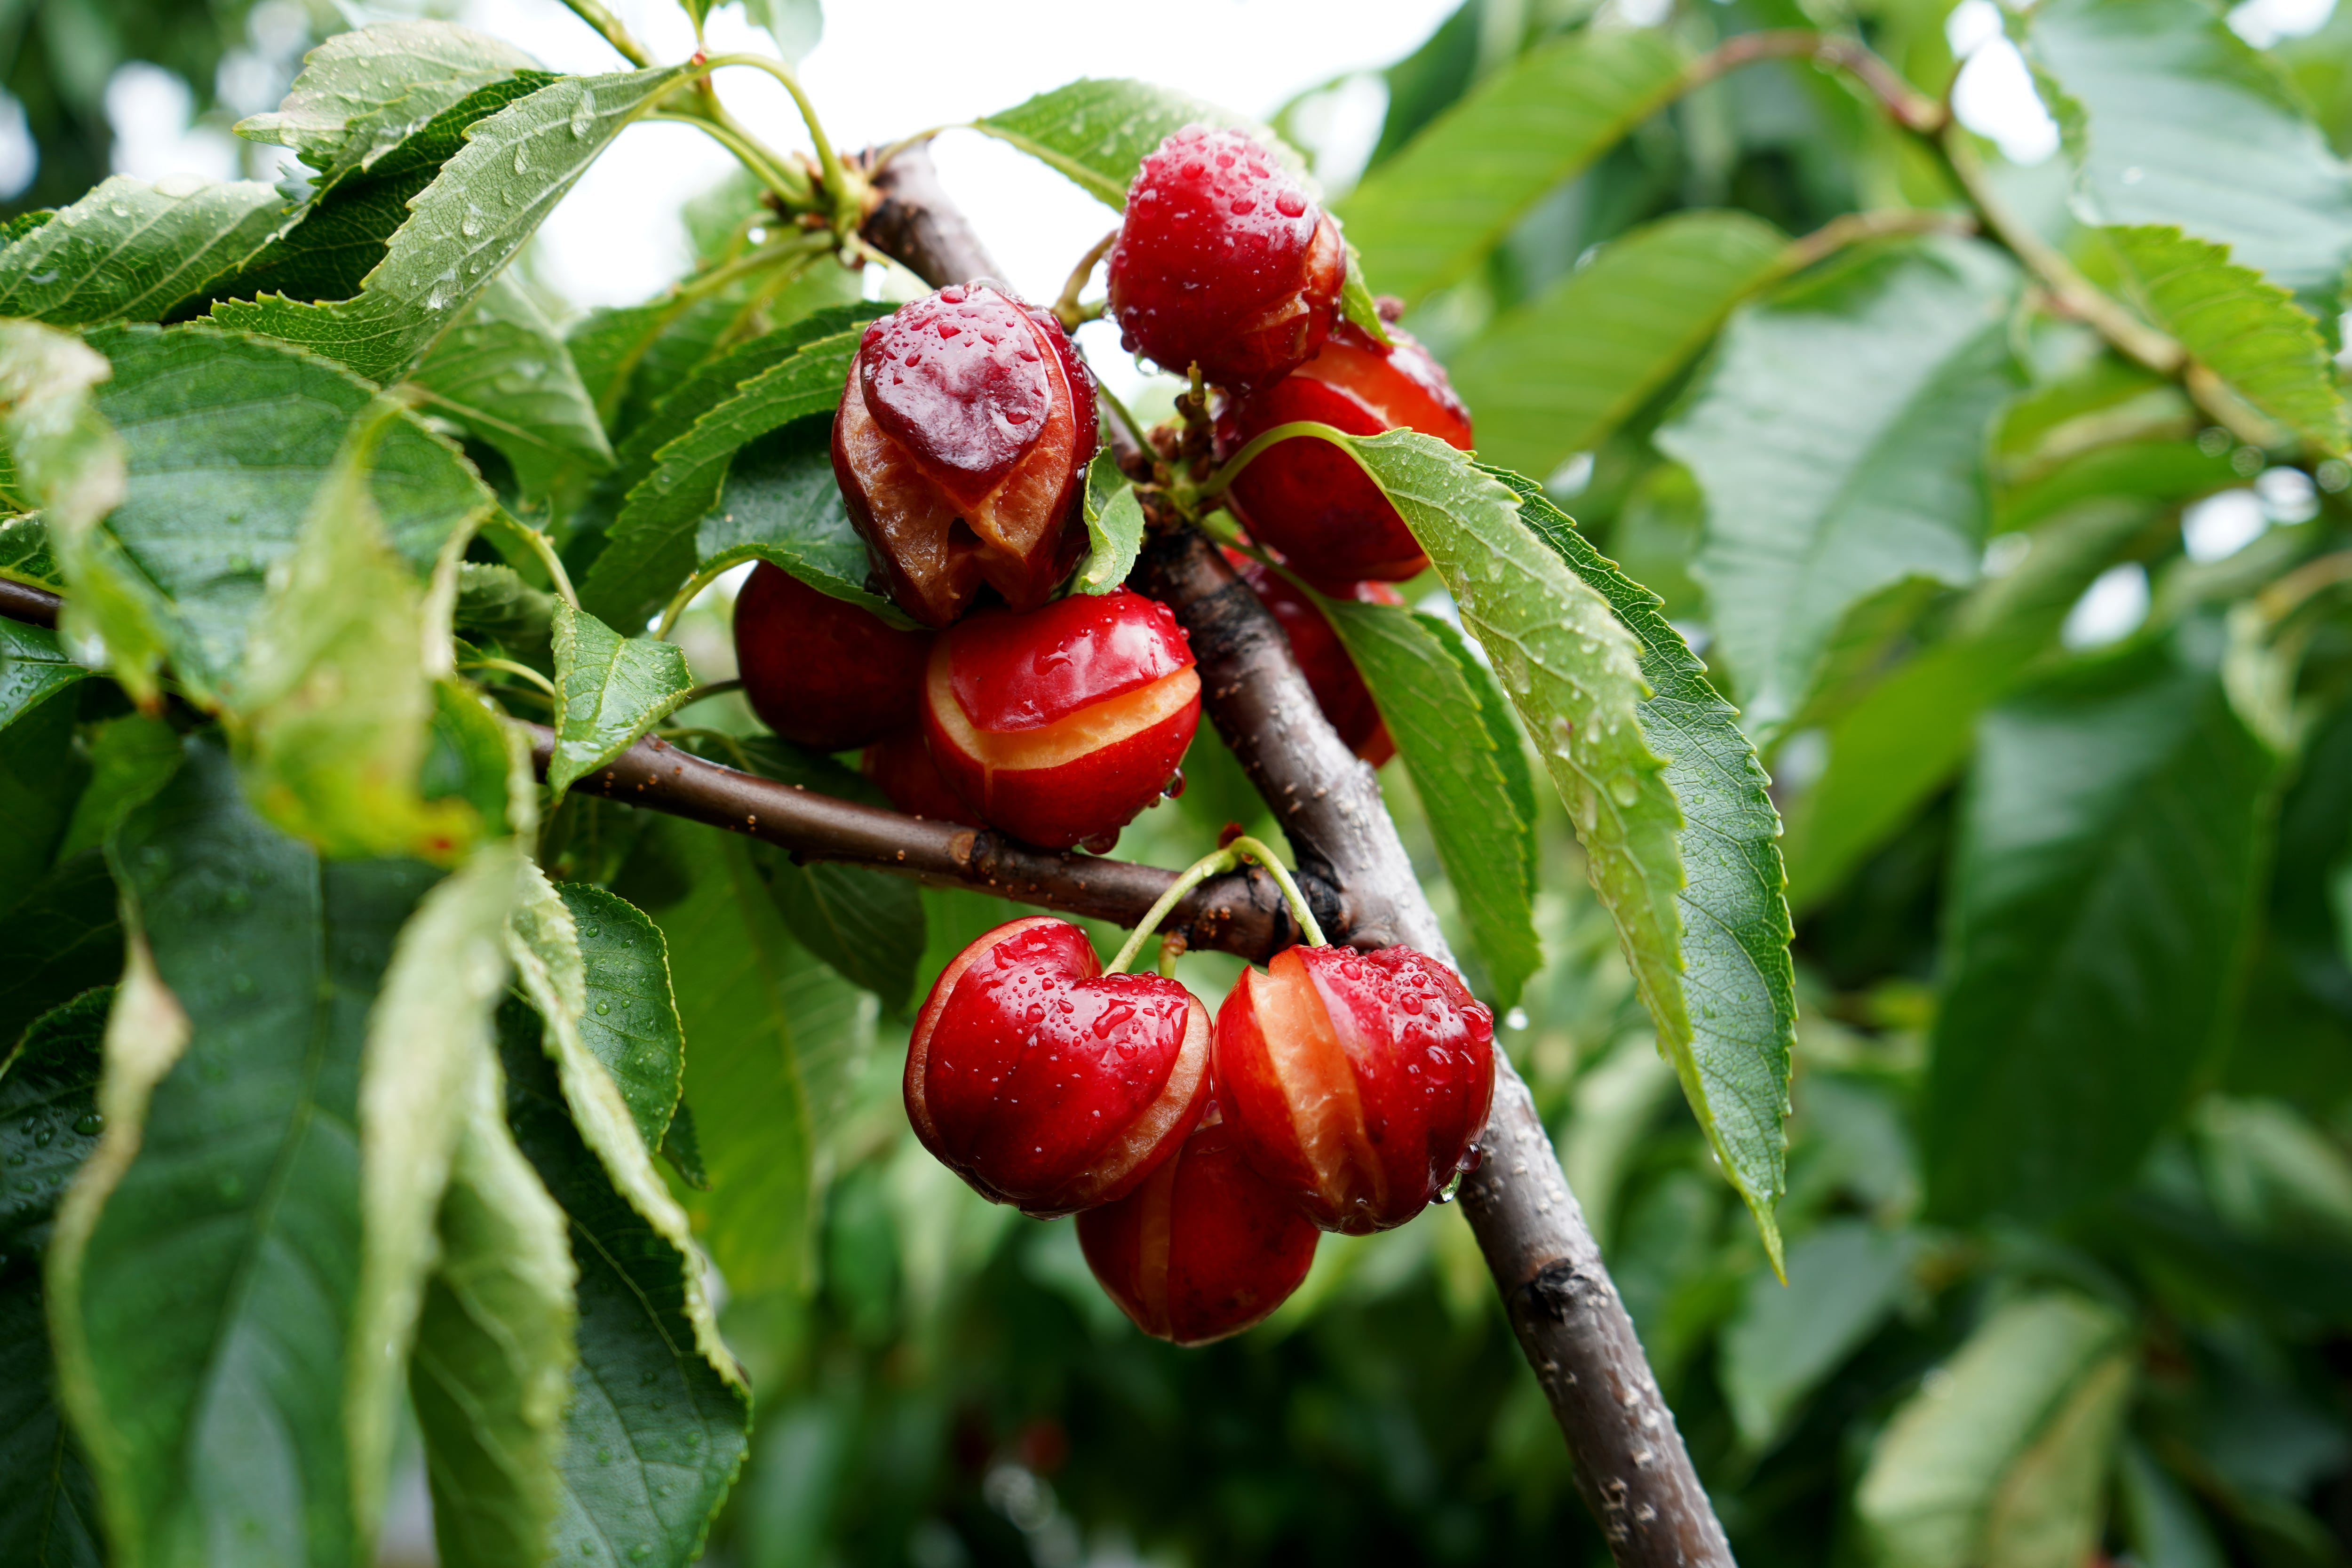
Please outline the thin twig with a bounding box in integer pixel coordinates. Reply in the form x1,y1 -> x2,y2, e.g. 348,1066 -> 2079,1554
1055,229 -> 1120,330
1682,28 -> 1947,134
491,516 -> 580,610
554,0 -> 652,68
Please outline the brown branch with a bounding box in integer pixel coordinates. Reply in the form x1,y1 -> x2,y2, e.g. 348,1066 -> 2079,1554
1683,28 -> 1947,134
1,577 -> 59,628
859,141 -> 1007,288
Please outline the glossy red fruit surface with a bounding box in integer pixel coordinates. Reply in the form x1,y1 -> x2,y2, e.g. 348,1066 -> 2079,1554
1229,553 -> 1400,766
731,563 -> 932,752
1214,944 -> 1495,1234
1077,1114 -> 1320,1345
832,284 -> 1098,628
1106,127 -> 1344,390
906,917 -> 1213,1216
1214,321 -> 1473,585
861,726 -> 980,826
923,589 -> 1200,851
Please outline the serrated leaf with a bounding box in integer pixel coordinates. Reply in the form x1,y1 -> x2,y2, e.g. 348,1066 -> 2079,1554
660,1100 -> 709,1190
0,175 -> 286,324
1448,210 -> 1791,479
1658,243 -> 2019,742
1319,596 -> 1541,1009
1926,623 -> 2280,1223
2025,0 -> 2352,297
0,514 -> 62,590
0,617 -> 90,728
48,734 -> 445,1567
696,416 -> 914,624
409,266 -> 615,504
1337,28 -> 1690,305
214,64 -> 694,384
547,600 -> 692,798
1489,467 -> 1795,1255
971,79 -> 1309,209
0,692 -> 82,897
2102,224 -> 2349,453
452,559 -> 556,652
1075,446 -> 1144,595
1,990 -> 108,1248
554,881 -> 686,1153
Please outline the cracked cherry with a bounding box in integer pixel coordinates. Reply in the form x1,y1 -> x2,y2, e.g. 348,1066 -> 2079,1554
833,283 -> 1097,628
1214,319 -> 1473,585
906,917 -> 1213,1216
1213,943 -> 1495,1234
731,563 -> 932,752
922,588 -> 1200,851
1077,1114 -> 1320,1345
1228,551 -> 1400,766
1107,126 -> 1344,390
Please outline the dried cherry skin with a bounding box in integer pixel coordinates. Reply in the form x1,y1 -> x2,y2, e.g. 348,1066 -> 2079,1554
1213,943 -> 1496,1234
923,589 -> 1201,851
730,563 -> 933,752
831,283 -> 1097,629
1214,320 -> 1474,586
1077,1114 -> 1321,1346
905,917 -> 1214,1217
1229,552 -> 1400,766
1107,126 -> 1345,390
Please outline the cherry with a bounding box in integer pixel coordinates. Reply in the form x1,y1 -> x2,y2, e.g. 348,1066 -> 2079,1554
1106,126 -> 1344,390
1213,943 -> 1494,1234
832,283 -> 1098,628
1077,1114 -> 1320,1345
906,916 -> 1213,1216
1228,552 -> 1400,766
731,563 -> 932,752
922,588 -> 1200,851
862,726 -> 981,825
1213,320 -> 1473,586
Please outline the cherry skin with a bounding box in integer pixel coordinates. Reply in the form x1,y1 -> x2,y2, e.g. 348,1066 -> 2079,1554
730,563 -> 932,752
1213,943 -> 1495,1234
862,726 -> 981,826
832,283 -> 1098,628
1106,126 -> 1344,390
1214,320 -> 1473,586
1228,552 -> 1400,766
906,917 -> 1213,1216
922,588 -> 1201,851
1077,1114 -> 1321,1345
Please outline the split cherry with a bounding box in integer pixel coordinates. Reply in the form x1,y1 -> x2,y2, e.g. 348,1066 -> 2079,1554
861,726 -> 980,826
732,563 -> 932,752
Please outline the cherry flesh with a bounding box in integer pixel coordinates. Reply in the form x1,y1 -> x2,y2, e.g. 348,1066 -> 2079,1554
731,563 -> 933,752
1229,552 -> 1400,766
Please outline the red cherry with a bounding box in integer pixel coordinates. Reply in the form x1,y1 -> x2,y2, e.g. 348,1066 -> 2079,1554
1227,552 -> 1400,766
1213,944 -> 1495,1234
906,917 -> 1213,1216
730,563 -> 932,752
1077,1114 -> 1320,1345
922,589 -> 1200,851
1106,126 -> 1344,390
832,284 -> 1098,628
1214,321 -> 1473,586
862,726 -> 981,826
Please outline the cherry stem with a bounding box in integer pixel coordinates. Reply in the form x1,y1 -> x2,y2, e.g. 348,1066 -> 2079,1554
462,657 -> 558,698
700,54 -> 863,240
1156,934 -> 1185,978
654,561 -> 734,641
1056,229 -> 1119,330
1193,418 -> 1354,502
555,0 -> 652,67
487,513 -> 580,610
1105,834 -> 1324,975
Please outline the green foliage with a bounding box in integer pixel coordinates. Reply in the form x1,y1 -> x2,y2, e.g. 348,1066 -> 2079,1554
555,881 -> 688,1154
546,601 -> 692,799
972,80 -> 1304,208
696,416 -> 912,622
411,268 -> 616,509
0,618 -> 89,727
0,175 -> 284,324
1076,446 -> 1146,595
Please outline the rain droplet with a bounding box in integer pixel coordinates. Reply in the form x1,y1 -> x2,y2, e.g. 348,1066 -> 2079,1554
73,1112 -> 103,1136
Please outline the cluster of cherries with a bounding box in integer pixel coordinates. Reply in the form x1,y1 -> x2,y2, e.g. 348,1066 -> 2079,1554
729,126 -> 1492,1341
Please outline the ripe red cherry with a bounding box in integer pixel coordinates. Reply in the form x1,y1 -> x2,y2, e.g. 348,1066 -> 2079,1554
1107,126 -> 1344,390
862,726 -> 980,825
1214,321 -> 1473,585
906,917 -> 1213,1216
1213,944 -> 1495,1234
731,563 -> 932,751
1229,553 -> 1400,766
1077,1114 -> 1320,1345
922,588 -> 1200,851
832,283 -> 1098,628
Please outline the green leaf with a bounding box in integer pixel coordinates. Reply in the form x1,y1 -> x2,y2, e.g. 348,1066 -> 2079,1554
0,618 -> 89,729
409,266 -> 615,505
971,79 -> 1307,209
1337,243 -> 1392,347
452,559 -> 556,653
547,600 -> 692,798
0,514 -> 63,590
0,853 -> 121,1057
410,1043 -> 576,1568
582,321 -> 868,629
760,847 -> 927,1014
1719,1221 -> 1916,1454
48,734 -> 445,1567
1075,446 -> 1144,596
1337,28 -> 1690,305
213,64 -> 695,384
1857,1293 -> 2134,1568
553,880 -> 686,1153
0,691 -> 84,897
1490,467 -> 1796,1257
1318,596 -> 1541,1009
654,823 -> 875,1297
0,991 -> 107,1568
744,0 -> 824,62
2101,224 -> 2349,454
2025,0 -> 2352,297
1927,623 -> 2281,1223
1658,243 -> 2019,741
1447,210 -> 1791,480
58,711 -> 183,860
695,416 -> 913,624
660,1101 -> 709,1190
0,175 -> 286,324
